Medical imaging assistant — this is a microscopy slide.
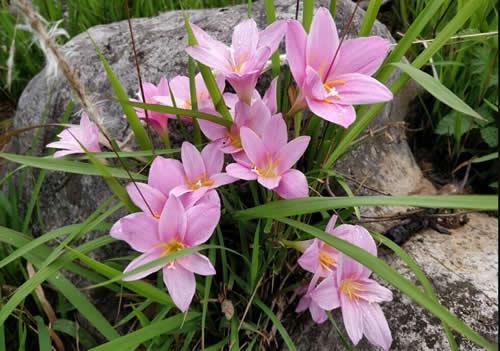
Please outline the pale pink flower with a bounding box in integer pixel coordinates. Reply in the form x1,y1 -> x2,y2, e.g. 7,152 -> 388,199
226,114 -> 310,199
169,142 -> 237,203
199,99 -> 272,154
46,113 -> 101,158
113,195 -> 219,312
310,255 -> 393,350
154,73 -> 225,121
298,216 -> 377,277
286,8 -> 392,127
295,273 -> 328,324
186,19 -> 286,103
131,77 -> 173,134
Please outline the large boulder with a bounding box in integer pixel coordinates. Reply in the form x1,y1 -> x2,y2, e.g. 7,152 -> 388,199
286,213 -> 498,350
8,0 -> 424,239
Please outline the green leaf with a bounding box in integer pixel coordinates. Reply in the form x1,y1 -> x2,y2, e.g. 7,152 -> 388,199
480,126 -> 498,147
435,113 -> 474,136
302,0 -> 314,32
126,101 -> 232,127
358,0 -> 382,36
0,152 -> 146,180
235,195 -> 498,220
34,316 -> 51,351
254,298 -> 296,351
472,152 -> 498,163
279,219 -> 496,351
88,313 -> 200,351
392,63 -> 485,121
89,35 -> 152,150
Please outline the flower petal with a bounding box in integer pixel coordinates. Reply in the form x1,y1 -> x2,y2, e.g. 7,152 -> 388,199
258,20 -> 287,53
163,265 -> 196,312
181,142 -> 206,182
296,294 -> 311,313
262,114 -> 288,155
306,8 -> 338,79
184,203 -> 220,246
286,20 -> 307,87
309,301 -> 328,324
336,73 -> 393,105
199,119 -> 228,142
210,173 -> 237,187
148,157 -> 185,196
311,274 -> 340,311
169,75 -> 191,102
275,169 -> 309,199
111,213 -> 160,252
297,240 -> 320,274
226,162 -> 257,180
305,96 -> 356,128
178,253 -> 216,276
341,295 -> 364,345
325,215 -> 338,234
257,175 -> 281,189
201,143 -> 224,176
122,247 -> 164,281
185,45 -> 230,73
362,302 -> 393,351
126,182 -> 166,216
332,37 -> 390,77
159,195 -> 187,242
232,19 -> 259,58
276,136 -> 310,173
357,279 -> 393,303
263,77 -> 278,114
240,127 -> 266,165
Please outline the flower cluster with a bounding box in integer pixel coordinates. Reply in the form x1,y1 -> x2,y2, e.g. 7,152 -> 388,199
295,216 -> 393,350
46,6 -> 395,349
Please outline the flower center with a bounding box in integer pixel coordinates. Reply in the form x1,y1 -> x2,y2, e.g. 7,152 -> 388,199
183,99 -> 192,109
252,155 -> 279,178
227,132 -> 242,148
228,49 -> 247,73
339,278 -> 365,301
322,79 -> 345,102
187,174 -> 215,190
161,239 -> 185,255
319,251 -> 336,271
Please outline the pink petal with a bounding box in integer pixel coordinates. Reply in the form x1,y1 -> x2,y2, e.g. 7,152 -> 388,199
275,169 -> 309,199
240,127 -> 266,165
341,294 -> 363,345
210,173 -> 237,187
226,70 -> 262,104
257,175 -> 281,190
223,92 -> 239,111
325,215 -> 338,234
362,302 -> 393,351
258,20 -> 287,53
169,75 -> 191,102
181,142 -> 206,182
126,182 -> 166,216
276,136 -> 310,173
170,184 -> 192,198
295,294 -> 311,313
286,20 -> 307,87
311,274 -> 340,310
163,265 -> 196,312
309,301 -> 328,324
306,8 -> 338,80
191,23 -> 229,53
226,163 -> 257,180
111,213 -> 160,252
334,224 -> 377,257
159,196 -> 187,243
262,114 -> 287,155
179,187 -> 210,209
123,247 -> 164,281
244,100 -> 272,137
178,252 -> 216,276
185,45 -> 230,73
157,77 -> 170,96
52,149 -> 79,158
148,157 -> 185,196
232,19 -> 259,58
197,190 -> 221,208
201,143 -> 224,176
199,119 -> 228,142
306,96 -> 356,128
263,77 -> 278,114
184,204 -> 220,246
337,255 -> 366,284
357,279 -> 393,303
297,240 -> 320,273
336,73 -> 393,105
332,37 -> 390,77
304,66 -> 329,100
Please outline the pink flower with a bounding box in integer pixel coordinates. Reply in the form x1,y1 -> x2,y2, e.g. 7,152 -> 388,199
199,99 -> 272,154
298,216 -> 377,277
154,73 -> 225,121
132,77 -> 173,134
226,114 -> 310,199
186,19 -> 286,104
310,256 -> 393,350
113,195 -> 220,312
286,8 -> 393,127
46,113 -> 101,158
295,273 -> 329,324
224,77 -> 278,114
169,142 -> 237,203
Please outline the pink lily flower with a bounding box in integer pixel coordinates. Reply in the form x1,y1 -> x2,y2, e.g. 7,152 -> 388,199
132,77 -> 173,134
114,195 -> 220,312
199,99 -> 272,154
310,255 -> 393,350
185,19 -> 286,104
226,114 -> 310,199
169,142 -> 237,202
295,272 -> 329,324
46,112 -> 101,158
298,216 -> 377,277
286,8 -> 393,127
154,73 -> 225,121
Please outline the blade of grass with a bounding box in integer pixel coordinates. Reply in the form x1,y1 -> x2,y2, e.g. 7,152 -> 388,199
302,0 -> 314,32
188,56 -> 202,145
254,298 -> 296,351
34,316 -> 51,351
279,218 -> 495,350
358,0 -> 382,36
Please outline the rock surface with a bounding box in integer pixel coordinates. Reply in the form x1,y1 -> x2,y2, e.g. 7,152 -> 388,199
287,212 -> 498,350
7,0 -> 424,238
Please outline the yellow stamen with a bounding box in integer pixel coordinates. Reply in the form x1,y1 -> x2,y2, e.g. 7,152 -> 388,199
253,155 -> 279,178
322,79 -> 345,103
339,278 -> 366,301
319,251 -> 336,271
227,132 -> 242,148
186,173 -> 215,190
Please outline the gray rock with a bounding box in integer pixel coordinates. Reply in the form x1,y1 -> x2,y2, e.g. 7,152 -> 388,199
286,213 -> 498,350
8,0 -> 424,239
